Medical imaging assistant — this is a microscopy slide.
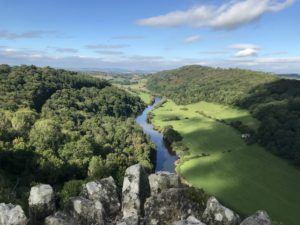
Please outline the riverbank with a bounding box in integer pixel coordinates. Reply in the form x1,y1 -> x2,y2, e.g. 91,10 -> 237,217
150,99 -> 300,225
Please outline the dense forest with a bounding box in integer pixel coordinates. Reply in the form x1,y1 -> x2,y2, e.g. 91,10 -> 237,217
0,64 -> 155,207
147,65 -> 300,165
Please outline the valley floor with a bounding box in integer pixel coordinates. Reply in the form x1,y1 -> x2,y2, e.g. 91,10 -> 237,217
151,100 -> 300,225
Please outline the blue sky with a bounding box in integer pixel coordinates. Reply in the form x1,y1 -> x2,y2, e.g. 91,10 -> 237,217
0,0 -> 299,73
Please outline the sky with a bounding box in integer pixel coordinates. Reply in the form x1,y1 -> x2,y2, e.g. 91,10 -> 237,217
0,0 -> 299,73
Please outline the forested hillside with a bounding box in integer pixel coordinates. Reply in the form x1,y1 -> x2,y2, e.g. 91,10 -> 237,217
147,65 -> 300,165
0,65 -> 154,207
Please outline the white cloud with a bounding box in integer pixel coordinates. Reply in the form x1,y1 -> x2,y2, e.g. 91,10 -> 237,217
229,43 -> 260,57
235,48 -> 258,57
0,30 -> 61,40
85,44 -> 129,49
111,35 -> 144,40
137,0 -> 294,29
184,35 -> 201,44
1,46 -> 300,73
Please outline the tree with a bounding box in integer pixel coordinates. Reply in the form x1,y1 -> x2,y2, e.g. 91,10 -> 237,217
29,119 -> 64,151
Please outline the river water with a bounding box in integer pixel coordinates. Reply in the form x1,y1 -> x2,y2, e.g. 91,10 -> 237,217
135,97 -> 178,172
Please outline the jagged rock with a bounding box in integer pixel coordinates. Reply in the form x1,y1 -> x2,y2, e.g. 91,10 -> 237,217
82,176 -> 120,217
240,211 -> 272,225
65,196 -> 105,225
122,164 -> 150,220
0,203 -> 28,225
148,172 -> 181,195
29,184 -> 55,221
44,211 -> 78,225
173,215 -> 206,225
144,188 -> 205,225
117,215 -> 140,225
202,197 -> 240,225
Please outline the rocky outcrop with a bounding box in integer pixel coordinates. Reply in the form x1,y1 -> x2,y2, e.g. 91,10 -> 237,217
173,216 -> 206,225
240,211 -> 272,225
82,176 -> 120,217
65,196 -> 105,225
44,211 -> 78,225
28,184 -> 55,222
0,203 -> 28,225
122,164 -> 150,222
202,197 -> 240,225
148,171 -> 181,195
144,188 -> 205,225
2,164 -> 275,225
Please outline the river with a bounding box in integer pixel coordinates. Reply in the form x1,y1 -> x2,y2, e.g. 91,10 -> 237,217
135,97 -> 178,172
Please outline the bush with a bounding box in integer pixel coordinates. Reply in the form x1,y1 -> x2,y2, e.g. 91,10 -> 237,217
163,126 -> 183,145
59,179 -> 84,206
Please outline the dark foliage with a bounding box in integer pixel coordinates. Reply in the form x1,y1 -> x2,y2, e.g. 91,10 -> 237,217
0,65 -> 155,206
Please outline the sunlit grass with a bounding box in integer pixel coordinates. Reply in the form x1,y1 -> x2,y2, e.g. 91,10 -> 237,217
152,100 -> 300,225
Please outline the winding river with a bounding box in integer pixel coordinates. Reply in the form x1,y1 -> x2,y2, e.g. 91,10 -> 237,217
136,97 -> 178,172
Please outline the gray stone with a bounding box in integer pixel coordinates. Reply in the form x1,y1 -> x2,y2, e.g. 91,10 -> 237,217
65,196 -> 105,225
117,215 -> 140,225
148,172 -> 181,195
240,211 -> 272,225
29,184 -> 55,221
144,188 -> 204,225
44,211 -> 78,225
172,216 -> 206,225
82,176 -> 120,217
122,164 -> 149,220
202,197 -> 240,225
0,203 -> 27,225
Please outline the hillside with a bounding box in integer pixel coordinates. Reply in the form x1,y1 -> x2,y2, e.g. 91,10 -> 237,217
147,65 -> 300,165
0,65 -> 155,208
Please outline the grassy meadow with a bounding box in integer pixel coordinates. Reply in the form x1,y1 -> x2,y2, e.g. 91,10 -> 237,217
118,78 -> 153,105
151,100 -> 300,225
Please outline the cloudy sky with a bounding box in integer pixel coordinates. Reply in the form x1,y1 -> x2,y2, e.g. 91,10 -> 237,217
0,0 -> 299,73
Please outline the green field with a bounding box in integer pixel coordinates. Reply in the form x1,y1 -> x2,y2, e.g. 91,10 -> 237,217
117,78 -> 153,105
151,100 -> 300,225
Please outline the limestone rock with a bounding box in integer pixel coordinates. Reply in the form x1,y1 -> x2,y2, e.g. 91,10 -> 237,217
0,203 -> 27,225
173,216 -> 206,225
82,176 -> 120,217
29,184 -> 55,221
117,215 -> 140,225
144,188 -> 204,225
148,172 -> 181,195
202,197 -> 240,225
122,164 -> 150,220
65,196 -> 105,225
240,211 -> 272,225
44,211 -> 78,225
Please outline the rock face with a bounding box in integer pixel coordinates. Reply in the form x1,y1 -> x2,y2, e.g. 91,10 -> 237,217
202,197 -> 240,225
44,211 -> 78,225
82,176 -> 120,217
173,216 -> 206,225
240,211 -> 272,225
144,188 -> 205,225
65,196 -> 105,225
3,164 -> 274,225
28,184 -> 55,222
122,164 -> 150,221
0,203 -> 28,225
148,171 -> 181,195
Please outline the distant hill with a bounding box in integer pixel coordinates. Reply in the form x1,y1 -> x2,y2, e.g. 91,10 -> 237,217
279,73 -> 300,80
147,65 -> 278,105
147,65 -> 300,166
